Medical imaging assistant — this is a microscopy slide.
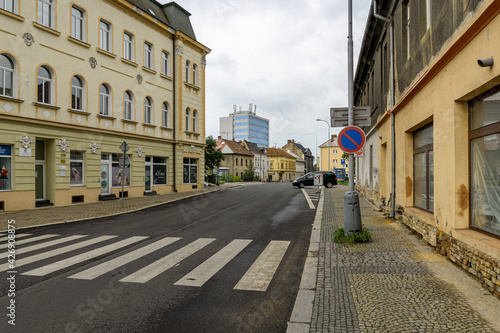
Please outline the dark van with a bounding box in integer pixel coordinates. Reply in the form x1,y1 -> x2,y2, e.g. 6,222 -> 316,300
292,171 -> 337,188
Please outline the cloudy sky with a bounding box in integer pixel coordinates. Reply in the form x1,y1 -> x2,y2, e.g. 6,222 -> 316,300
162,0 -> 373,155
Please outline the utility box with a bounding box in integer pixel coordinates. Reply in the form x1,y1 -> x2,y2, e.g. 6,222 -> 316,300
314,173 -> 323,186
344,191 -> 362,233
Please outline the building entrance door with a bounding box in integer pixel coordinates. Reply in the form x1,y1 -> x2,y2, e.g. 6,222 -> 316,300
145,157 -> 152,192
101,157 -> 110,195
35,140 -> 45,200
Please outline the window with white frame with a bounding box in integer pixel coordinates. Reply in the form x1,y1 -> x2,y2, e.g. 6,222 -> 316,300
162,102 -> 170,127
71,75 -> 84,111
99,84 -> 110,115
192,109 -> 198,133
152,157 -> 167,185
162,51 -> 170,76
333,159 -> 338,164
124,32 -> 134,61
100,20 -> 111,52
185,60 -> 190,83
70,150 -> 84,186
0,0 -> 16,13
183,158 -> 198,184
0,145 -> 12,191
144,42 -> 153,69
124,90 -> 133,120
71,6 -> 85,41
37,65 -> 53,104
192,64 -> 197,86
185,108 -> 191,131
0,54 -> 14,97
333,150 -> 337,154
38,0 -> 54,28
144,97 -> 152,124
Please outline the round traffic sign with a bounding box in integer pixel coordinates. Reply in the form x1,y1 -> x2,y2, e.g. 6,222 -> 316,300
338,126 -> 366,154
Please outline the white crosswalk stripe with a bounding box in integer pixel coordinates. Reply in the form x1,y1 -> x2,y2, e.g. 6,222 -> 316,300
234,240 -> 290,292
120,238 -> 216,284
0,235 -> 117,272
0,235 -> 84,259
0,233 -> 32,242
68,237 -> 181,280
22,236 -> 148,276
0,234 -> 59,250
174,239 -> 252,287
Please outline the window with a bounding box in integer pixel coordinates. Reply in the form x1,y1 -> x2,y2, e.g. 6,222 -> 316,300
99,84 -> 110,115
71,76 -> 84,111
183,158 -> 198,184
0,0 -> 16,13
70,151 -> 84,186
469,88 -> 500,236
403,0 -> 410,61
0,145 -> 12,191
333,159 -> 338,164
245,159 -> 248,166
152,157 -> 166,185
37,66 -> 53,104
236,158 -> 238,166
333,150 -> 337,154
124,90 -> 133,120
110,154 -> 130,187
124,32 -> 134,61
38,0 -> 54,28
144,42 -> 153,69
413,124 -> 434,212
185,60 -> 190,83
144,97 -> 152,124
162,102 -> 170,127
185,108 -> 191,131
192,64 -> 197,86
162,51 -> 170,76
100,20 -> 111,52
71,6 -> 85,41
0,54 -> 14,97
192,110 -> 198,133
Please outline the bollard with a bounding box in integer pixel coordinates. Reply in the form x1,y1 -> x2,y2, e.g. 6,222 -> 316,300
344,191 -> 362,233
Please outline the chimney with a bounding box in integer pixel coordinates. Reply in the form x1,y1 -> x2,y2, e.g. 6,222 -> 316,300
218,136 -> 221,140
287,139 -> 292,144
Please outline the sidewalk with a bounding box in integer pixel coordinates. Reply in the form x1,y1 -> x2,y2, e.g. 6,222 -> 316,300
289,185 -> 500,333
0,183 -> 242,232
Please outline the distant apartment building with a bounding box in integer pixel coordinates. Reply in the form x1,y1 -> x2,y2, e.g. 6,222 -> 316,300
287,151 -> 305,179
282,139 -> 314,173
267,148 -> 296,182
240,140 -> 270,180
216,138 -> 254,180
219,104 -> 269,147
318,135 -> 349,174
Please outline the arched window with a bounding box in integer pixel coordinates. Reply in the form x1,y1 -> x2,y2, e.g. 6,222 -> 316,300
162,102 -> 170,127
192,64 -> 197,86
185,60 -> 190,83
37,66 -> 53,104
99,84 -> 110,115
144,97 -> 152,124
192,109 -> 198,133
71,76 -> 84,110
124,90 -> 133,120
185,107 -> 191,131
0,54 -> 14,97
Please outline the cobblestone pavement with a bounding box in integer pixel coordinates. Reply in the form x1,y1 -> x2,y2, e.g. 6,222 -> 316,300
310,186 -> 500,333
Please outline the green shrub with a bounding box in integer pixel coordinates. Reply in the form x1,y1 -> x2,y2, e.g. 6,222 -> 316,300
333,227 -> 372,244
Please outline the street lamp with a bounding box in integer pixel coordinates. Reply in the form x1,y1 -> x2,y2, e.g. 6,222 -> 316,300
316,119 -> 330,172
303,133 -> 318,172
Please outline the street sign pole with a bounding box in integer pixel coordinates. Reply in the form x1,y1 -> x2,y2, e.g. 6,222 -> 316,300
119,141 -> 130,208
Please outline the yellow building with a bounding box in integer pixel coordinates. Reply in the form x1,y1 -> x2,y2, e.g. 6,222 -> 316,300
266,148 -> 296,182
318,135 -> 349,174
0,0 -> 210,210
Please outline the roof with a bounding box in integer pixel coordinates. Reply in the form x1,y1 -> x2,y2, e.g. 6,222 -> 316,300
266,148 -> 296,159
287,151 -> 305,162
243,141 -> 266,155
319,135 -> 339,148
216,139 -> 254,157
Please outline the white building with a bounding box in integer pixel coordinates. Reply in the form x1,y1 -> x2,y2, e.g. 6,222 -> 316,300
219,104 -> 269,147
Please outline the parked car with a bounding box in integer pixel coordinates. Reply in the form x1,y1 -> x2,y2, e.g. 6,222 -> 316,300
292,171 -> 337,188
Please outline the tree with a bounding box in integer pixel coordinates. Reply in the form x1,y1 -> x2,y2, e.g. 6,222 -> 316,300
205,136 -> 224,173
341,152 -> 349,160
243,160 -> 255,178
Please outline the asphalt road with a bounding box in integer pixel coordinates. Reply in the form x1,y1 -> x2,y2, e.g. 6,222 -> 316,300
0,183 -> 320,333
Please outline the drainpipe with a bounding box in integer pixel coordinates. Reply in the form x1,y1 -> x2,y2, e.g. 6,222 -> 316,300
373,0 -> 396,218
173,34 -> 178,192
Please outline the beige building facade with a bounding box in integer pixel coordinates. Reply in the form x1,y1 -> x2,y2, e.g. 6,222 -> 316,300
0,0 -> 210,210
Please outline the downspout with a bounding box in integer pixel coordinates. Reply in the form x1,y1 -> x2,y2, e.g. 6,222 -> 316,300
173,33 -> 178,192
373,0 -> 396,217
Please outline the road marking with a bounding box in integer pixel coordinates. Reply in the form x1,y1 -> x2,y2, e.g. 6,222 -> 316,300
174,239 -> 252,287
0,235 -> 117,272
0,235 -> 86,259
301,189 -> 315,209
0,233 -> 32,242
120,238 -> 216,284
0,234 -> 60,250
68,237 -> 181,280
22,236 -> 148,276
234,240 -> 290,292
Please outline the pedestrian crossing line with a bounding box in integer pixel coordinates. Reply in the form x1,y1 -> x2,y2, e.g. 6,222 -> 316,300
119,238 -> 216,284
0,235 -> 86,259
0,233 -> 32,242
22,236 -> 148,277
174,239 -> 252,287
68,237 -> 181,280
0,235 -> 117,272
234,240 -> 290,292
301,189 -> 316,209
0,234 -> 60,249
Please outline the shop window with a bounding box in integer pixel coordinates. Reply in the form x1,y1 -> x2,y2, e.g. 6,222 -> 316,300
413,124 -> 434,212
183,158 -> 197,184
469,88 -> 500,236
70,151 -> 84,185
111,154 -> 130,187
153,157 -> 167,185
0,54 -> 15,97
0,145 -> 12,190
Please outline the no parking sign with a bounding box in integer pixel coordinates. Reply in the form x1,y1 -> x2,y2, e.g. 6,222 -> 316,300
338,126 -> 366,154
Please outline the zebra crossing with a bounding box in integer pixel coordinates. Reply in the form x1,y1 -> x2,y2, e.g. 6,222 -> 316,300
301,188 -> 321,209
1,233 -> 292,292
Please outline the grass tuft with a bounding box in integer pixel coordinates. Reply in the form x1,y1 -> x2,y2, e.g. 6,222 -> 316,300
333,227 -> 372,244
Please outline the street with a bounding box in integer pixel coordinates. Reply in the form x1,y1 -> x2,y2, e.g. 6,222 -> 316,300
0,183 -> 319,333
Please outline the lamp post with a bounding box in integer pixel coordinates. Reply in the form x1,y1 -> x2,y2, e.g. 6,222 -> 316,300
316,119 -> 330,172
303,132 -> 317,172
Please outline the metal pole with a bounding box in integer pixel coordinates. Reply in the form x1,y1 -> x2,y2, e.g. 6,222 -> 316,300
348,0 -> 354,192
121,154 -> 125,208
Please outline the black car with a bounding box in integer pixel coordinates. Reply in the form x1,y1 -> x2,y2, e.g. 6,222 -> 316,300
292,171 -> 337,188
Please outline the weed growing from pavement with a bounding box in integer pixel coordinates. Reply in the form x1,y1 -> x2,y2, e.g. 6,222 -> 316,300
333,227 -> 372,244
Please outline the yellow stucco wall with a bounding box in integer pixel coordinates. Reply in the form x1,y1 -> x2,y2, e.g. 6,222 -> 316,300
319,146 -> 349,173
